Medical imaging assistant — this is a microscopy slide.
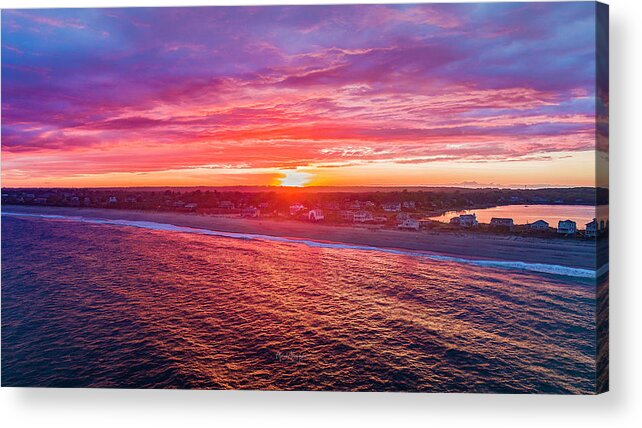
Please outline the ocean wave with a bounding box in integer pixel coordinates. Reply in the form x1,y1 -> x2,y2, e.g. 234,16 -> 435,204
2,211 -> 601,279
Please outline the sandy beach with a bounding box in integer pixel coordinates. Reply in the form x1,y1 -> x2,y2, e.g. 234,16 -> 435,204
2,205 -> 598,270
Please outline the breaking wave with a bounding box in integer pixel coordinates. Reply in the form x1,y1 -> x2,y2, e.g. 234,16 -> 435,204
2,211 -> 601,279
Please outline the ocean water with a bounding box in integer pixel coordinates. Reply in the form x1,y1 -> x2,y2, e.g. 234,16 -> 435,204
1,214 -> 598,393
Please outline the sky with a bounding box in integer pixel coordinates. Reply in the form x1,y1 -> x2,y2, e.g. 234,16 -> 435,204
1,3 -> 605,188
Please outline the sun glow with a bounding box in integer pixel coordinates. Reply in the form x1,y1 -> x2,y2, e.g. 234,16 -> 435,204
277,170 -> 313,187
1,5 -> 601,188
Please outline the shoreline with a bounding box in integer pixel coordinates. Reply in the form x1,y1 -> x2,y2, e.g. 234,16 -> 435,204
2,205 -> 599,270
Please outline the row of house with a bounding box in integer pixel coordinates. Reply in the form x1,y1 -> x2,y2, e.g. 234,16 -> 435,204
284,203 -> 422,226
287,207 -> 609,236
6,191 -> 207,211
543,218 -> 606,236
239,204 -> 326,222
447,213 -> 608,236
338,209 -> 403,224
346,201 -> 416,212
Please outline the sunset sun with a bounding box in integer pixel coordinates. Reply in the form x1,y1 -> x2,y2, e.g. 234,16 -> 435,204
277,170 -> 313,187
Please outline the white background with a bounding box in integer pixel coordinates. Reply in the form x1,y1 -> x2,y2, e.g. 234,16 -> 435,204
1,0 -> 640,427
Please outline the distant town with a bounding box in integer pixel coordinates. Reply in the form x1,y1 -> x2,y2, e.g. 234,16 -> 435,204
2,187 -> 608,239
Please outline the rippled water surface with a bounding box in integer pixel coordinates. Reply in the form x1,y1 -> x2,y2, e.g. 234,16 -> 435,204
2,215 -> 597,393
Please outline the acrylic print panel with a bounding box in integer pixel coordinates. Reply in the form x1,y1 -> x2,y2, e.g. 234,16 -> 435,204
1,2 -> 608,394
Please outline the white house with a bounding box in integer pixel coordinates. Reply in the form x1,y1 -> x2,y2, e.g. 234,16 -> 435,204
585,218 -> 597,238
530,219 -> 549,230
241,206 -> 260,218
557,219 -> 577,235
108,196 -> 118,204
353,211 -> 374,223
398,218 -> 420,230
308,209 -> 325,222
219,200 -> 234,209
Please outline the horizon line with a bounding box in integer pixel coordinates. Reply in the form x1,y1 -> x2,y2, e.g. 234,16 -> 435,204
1,185 -> 605,190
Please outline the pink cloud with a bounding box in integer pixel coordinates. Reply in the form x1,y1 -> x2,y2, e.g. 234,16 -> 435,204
2,4 -> 600,186
7,10 -> 86,30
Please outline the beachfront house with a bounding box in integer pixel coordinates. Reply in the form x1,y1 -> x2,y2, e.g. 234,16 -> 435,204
530,219 -> 549,230
308,209 -> 325,222
289,203 -> 306,216
219,200 -> 234,209
398,218 -> 420,230
108,196 -> 118,204
241,206 -> 260,218
353,211 -> 374,223
457,213 -> 478,228
382,202 -> 401,212
585,218 -> 597,238
490,217 -> 514,231
557,219 -> 577,235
